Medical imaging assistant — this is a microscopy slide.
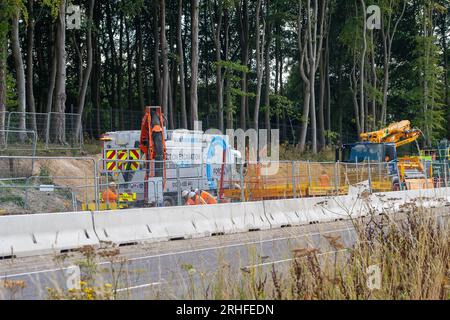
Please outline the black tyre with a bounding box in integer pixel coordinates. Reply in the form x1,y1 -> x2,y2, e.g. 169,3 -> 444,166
163,196 -> 175,207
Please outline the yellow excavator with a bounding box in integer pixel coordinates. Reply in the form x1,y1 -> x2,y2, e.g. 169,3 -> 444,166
337,120 -> 433,190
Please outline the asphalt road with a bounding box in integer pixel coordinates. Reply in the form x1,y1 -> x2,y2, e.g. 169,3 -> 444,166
0,208 -> 448,300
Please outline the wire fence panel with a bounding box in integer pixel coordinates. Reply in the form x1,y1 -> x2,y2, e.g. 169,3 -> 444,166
0,184 -> 77,215
0,111 -> 8,143
1,155 -> 449,216
84,108 -> 143,138
6,112 -> 48,144
0,156 -> 97,215
46,112 -> 83,150
6,112 -> 82,150
0,130 -> 37,157
0,158 -> 34,179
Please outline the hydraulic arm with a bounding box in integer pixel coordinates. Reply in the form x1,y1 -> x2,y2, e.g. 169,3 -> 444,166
139,106 -> 167,202
360,120 -> 423,148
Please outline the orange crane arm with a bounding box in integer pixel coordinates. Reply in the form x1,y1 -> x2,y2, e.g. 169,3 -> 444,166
139,106 -> 167,202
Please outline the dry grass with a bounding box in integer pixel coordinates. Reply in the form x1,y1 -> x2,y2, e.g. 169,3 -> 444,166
279,143 -> 335,162
201,206 -> 449,300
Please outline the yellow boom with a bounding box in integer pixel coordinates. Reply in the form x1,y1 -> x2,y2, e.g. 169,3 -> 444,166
360,120 -> 422,148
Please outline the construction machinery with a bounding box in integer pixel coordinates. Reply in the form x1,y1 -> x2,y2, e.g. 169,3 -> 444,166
420,139 -> 449,187
98,106 -> 241,208
336,120 -> 433,190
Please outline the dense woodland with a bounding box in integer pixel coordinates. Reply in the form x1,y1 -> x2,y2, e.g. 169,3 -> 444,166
0,0 -> 449,153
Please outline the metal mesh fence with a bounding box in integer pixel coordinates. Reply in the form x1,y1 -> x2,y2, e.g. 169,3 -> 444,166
84,108 -> 143,137
6,112 -> 82,150
1,156 -> 449,215
47,112 -> 82,149
0,130 -> 36,156
6,112 -> 48,143
0,156 -> 97,215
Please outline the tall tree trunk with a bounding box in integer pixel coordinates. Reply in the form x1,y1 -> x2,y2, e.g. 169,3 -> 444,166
254,0 -> 265,130
370,30 -> 377,129
118,12 -> 124,130
190,0 -> 200,127
105,0 -> 117,124
380,0 -> 406,126
54,0 -> 67,143
264,0 -> 272,133
161,0 -> 169,117
26,0 -> 37,133
92,3 -> 101,136
325,32 -> 331,141
213,0 -> 224,132
152,3 -> 161,106
318,52 -> 326,149
238,0 -> 249,130
136,15 -> 145,110
224,8 -> 232,130
11,8 -> 27,137
442,14 -> 449,138
177,0 -> 188,129
75,0 -> 95,139
298,0 -> 326,153
0,26 -> 6,145
360,0 -> 367,134
126,18 -> 133,120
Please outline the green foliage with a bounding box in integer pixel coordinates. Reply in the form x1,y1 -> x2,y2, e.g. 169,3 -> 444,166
119,0 -> 145,18
6,72 -> 17,109
38,0 -> 62,19
216,60 -> 251,117
269,94 -> 298,119
39,165 -> 53,185
0,194 -> 25,208
404,3 -> 446,145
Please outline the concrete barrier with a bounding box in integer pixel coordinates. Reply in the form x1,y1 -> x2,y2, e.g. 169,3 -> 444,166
2,187 -> 449,257
93,207 -> 199,245
0,212 -> 97,258
263,193 -> 368,228
92,201 -> 271,246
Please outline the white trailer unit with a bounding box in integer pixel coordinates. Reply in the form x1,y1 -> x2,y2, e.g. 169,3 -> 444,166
102,129 -> 241,206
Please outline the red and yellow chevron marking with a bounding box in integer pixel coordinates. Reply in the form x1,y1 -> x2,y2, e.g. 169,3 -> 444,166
105,150 -> 117,172
129,149 -> 141,171
117,150 -> 128,171
106,161 -> 117,171
106,150 -> 117,160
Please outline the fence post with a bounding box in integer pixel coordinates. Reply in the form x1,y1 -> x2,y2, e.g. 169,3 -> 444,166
368,160 -> 372,194
176,164 -> 182,206
334,161 -> 339,194
240,163 -> 245,202
307,161 -> 312,190
5,112 -> 12,144
292,161 -> 296,199
24,176 -> 31,210
396,162 -> 403,191
45,113 -> 51,151
445,160 -> 448,188
94,159 -> 99,211
424,160 -> 429,189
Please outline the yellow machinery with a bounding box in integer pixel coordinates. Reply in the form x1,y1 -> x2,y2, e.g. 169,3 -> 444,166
360,120 -> 423,148
82,192 -> 137,211
341,120 -> 433,190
